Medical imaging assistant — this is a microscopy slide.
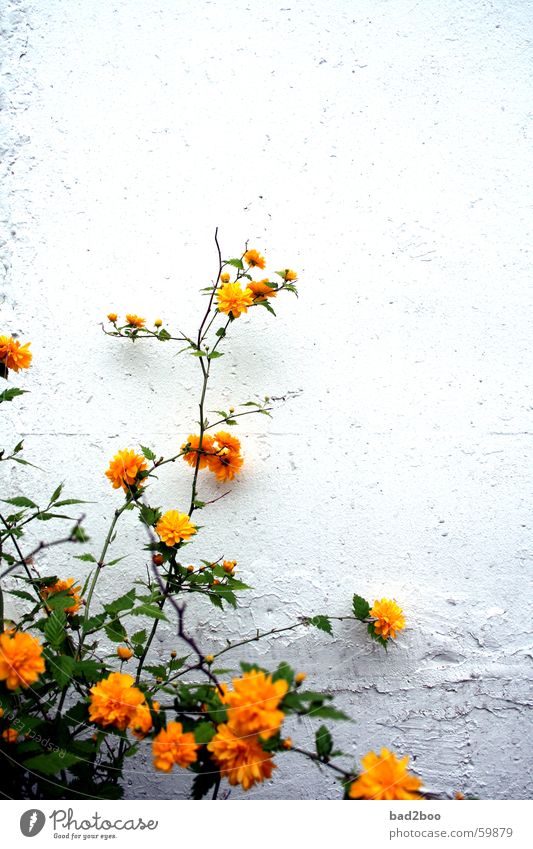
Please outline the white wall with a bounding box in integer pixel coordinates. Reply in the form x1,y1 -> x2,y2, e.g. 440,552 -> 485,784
1,0 -> 532,799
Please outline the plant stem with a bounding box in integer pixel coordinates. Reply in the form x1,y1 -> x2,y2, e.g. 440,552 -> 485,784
78,502 -> 129,655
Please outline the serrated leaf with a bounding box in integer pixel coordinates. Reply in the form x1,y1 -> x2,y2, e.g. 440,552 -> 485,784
131,629 -> 147,644
140,445 -> 156,462
104,588 -> 136,616
315,725 -> 333,759
74,553 -> 97,562
309,615 -> 333,635
105,618 -> 127,642
54,499 -> 88,507
226,258 -> 244,270
49,483 -> 64,504
207,351 -> 224,360
352,594 -> 370,621
3,496 -> 37,508
44,610 -> 66,648
157,328 -> 171,341
24,751 -> 83,776
130,604 -> 167,620
0,387 -> 27,403
51,654 -> 76,687
309,706 -> 350,721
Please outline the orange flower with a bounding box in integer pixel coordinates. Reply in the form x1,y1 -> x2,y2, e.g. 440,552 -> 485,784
280,269 -> 297,282
117,646 -> 133,661
0,336 -> 32,372
181,433 -> 215,470
40,578 -> 82,616
247,279 -> 277,301
2,728 -> 18,744
152,721 -> 198,772
220,670 -> 288,740
105,449 -> 148,492
216,282 -> 253,318
222,560 -> 236,574
244,249 -> 266,270
348,748 -> 422,800
207,724 -> 275,790
155,511 -> 197,547
130,701 -> 159,739
0,631 -> 45,690
89,672 -> 146,731
107,313 -> 118,322
125,314 -> 145,328
207,432 -> 244,482
369,599 -> 405,640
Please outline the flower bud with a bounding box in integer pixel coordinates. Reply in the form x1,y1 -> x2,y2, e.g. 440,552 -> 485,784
295,672 -> 306,685
154,318 -> 163,327
117,646 -> 133,661
107,312 -> 118,322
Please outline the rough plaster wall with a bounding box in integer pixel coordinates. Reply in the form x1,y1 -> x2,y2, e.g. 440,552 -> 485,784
1,0 -> 532,799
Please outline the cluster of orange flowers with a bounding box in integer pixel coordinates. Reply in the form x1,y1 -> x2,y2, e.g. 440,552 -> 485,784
182,431 -> 244,482
41,578 -> 82,616
107,314 -> 163,329
88,672 -> 157,739
206,670 -> 289,790
0,631 -> 45,690
216,250 -> 297,319
0,335 -> 32,373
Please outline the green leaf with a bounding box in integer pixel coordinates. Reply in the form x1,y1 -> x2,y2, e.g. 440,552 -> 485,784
105,618 -> 127,642
130,604 -> 167,620
157,328 -> 171,341
215,327 -> 226,338
51,654 -> 76,687
226,258 -> 244,270
144,665 -> 166,679
309,706 -> 350,721
255,299 -> 277,316
3,496 -> 38,508
131,629 -> 147,644
0,387 -> 27,403
140,445 -> 156,462
367,622 -> 388,648
44,610 -> 67,648
194,722 -> 216,744
74,660 -> 107,682
352,594 -> 370,621
24,751 -> 84,776
272,661 -> 294,686
309,615 -> 333,635
54,498 -> 88,507
49,483 -> 64,504
74,553 -> 97,563
104,588 -> 136,616
207,351 -> 224,360
315,725 -> 333,759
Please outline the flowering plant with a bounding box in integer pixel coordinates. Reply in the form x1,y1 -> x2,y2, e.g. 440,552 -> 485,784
0,234 -> 448,800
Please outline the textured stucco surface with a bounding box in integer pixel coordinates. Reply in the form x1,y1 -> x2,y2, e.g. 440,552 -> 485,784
1,0 -> 532,799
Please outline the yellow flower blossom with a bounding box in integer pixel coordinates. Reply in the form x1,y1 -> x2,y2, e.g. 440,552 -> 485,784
220,669 -> 288,740
207,724 -> 275,790
152,721 -> 198,771
155,511 -> 197,547
369,599 -> 405,640
0,631 -> 45,690
348,748 -> 422,800
244,249 -> 266,270
105,449 -> 148,492
217,283 -> 253,318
